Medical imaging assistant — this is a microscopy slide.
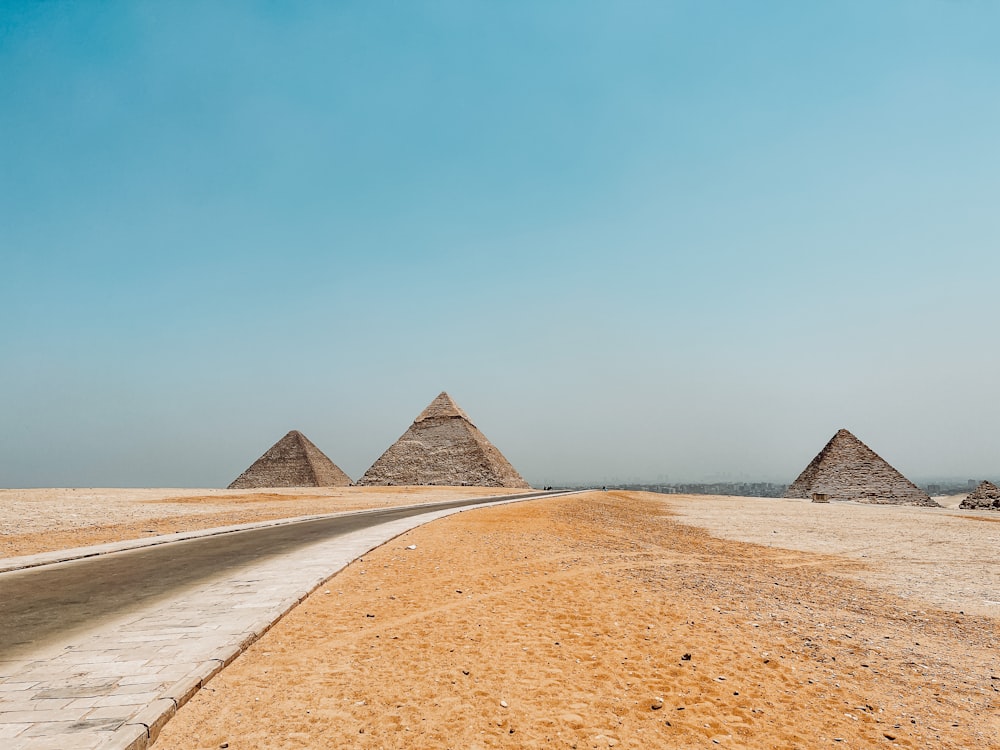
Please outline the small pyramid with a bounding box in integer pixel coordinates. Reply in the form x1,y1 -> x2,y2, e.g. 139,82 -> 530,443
785,429 -> 937,506
357,392 -> 530,488
959,480 -> 1000,510
228,430 -> 352,489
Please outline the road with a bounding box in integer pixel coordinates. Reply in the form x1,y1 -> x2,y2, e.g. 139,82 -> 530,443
0,490 -> 560,659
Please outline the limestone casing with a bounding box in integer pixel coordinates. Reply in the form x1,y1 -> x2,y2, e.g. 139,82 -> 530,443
357,392 -> 530,488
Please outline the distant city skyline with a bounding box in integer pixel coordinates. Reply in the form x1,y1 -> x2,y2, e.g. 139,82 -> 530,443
2,2 -> 999,488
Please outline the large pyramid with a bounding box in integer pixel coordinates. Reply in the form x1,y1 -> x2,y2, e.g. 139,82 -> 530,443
357,392 -> 530,488
228,430 -> 352,489
785,428 -> 937,506
960,480 -> 1000,510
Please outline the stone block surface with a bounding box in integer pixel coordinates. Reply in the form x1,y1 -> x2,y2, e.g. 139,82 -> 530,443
785,429 -> 936,506
358,392 -> 530,488
960,480 -> 1000,510
228,430 -> 351,489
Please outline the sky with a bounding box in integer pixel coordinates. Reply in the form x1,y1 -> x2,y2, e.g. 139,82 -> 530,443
2,1 -> 998,488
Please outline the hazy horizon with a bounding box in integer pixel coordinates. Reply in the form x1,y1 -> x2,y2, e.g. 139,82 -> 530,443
3,2 -> 998,489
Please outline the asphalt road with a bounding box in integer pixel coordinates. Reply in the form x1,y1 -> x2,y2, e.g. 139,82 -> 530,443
0,490 -> 561,660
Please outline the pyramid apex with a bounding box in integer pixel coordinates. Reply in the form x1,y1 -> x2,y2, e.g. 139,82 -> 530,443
828,429 -> 869,451
415,391 -> 472,423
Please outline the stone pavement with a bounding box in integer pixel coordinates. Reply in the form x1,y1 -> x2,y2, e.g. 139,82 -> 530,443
0,493 -> 571,749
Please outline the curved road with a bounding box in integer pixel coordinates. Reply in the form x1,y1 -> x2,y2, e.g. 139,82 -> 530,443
0,490 -> 560,659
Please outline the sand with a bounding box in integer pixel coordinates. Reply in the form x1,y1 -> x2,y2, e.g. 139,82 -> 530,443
142,491 -> 998,750
0,486 -> 511,558
667,494 -> 1000,618
3,488 -> 996,748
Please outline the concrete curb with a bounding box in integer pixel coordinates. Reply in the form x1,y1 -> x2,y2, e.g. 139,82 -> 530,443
85,490 -> 587,750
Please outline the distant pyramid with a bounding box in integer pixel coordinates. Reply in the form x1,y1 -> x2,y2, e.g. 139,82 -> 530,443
357,392 -> 530,488
228,430 -> 352,489
785,429 -> 937,506
960,480 -> 1000,510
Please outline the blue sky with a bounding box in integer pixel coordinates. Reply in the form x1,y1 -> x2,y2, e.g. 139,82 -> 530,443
2,1 -> 998,487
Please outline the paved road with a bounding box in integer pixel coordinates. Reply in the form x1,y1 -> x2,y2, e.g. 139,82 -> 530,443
0,490 -> 559,660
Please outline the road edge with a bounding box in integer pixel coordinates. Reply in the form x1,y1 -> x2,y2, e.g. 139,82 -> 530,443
90,490 -> 588,750
0,490 -> 567,574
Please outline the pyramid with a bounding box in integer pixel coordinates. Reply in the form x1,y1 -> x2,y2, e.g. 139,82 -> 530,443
785,429 -> 937,506
357,392 -> 530,488
228,430 -> 352,489
959,480 -> 1000,510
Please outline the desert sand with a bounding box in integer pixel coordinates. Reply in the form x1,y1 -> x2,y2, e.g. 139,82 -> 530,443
140,491 -> 997,750
2,489 -> 997,748
669,494 -> 1000,618
0,486 -> 510,558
